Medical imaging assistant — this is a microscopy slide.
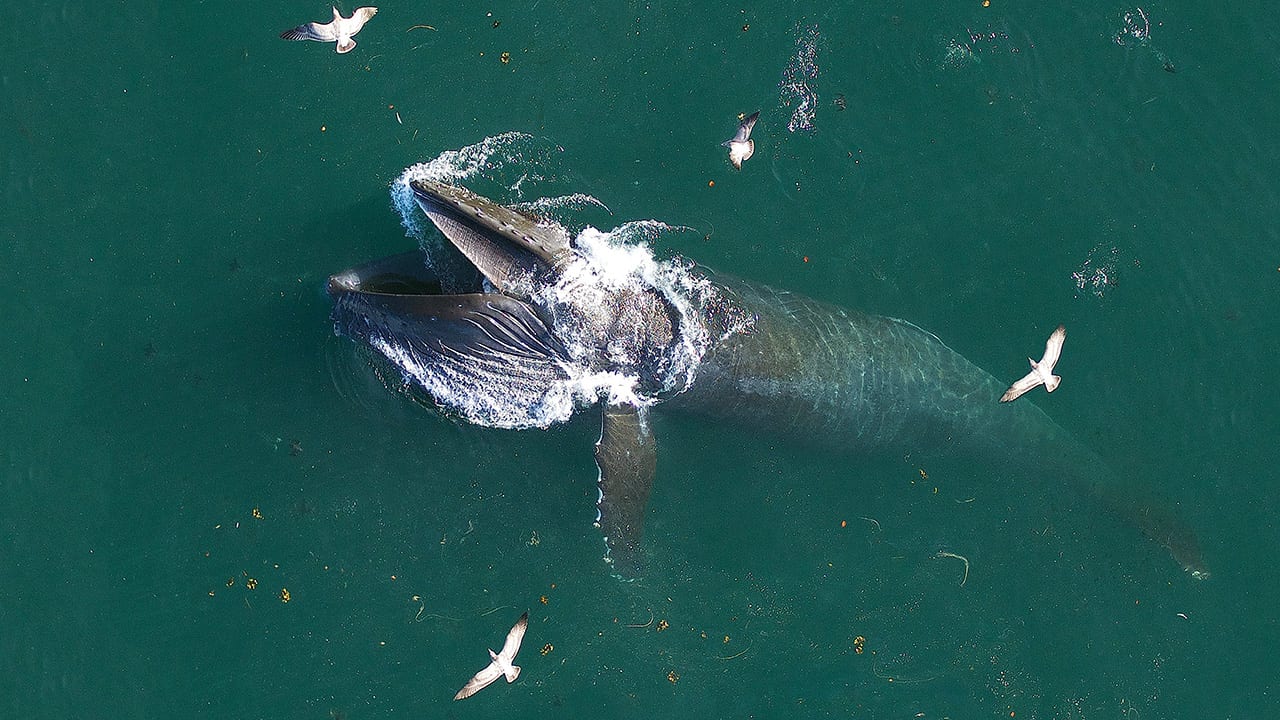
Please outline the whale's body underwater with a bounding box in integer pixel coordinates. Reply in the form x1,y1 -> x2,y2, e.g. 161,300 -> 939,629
328,179 -> 1206,580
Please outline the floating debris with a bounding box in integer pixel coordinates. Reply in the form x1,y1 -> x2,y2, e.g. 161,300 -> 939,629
935,550 -> 971,586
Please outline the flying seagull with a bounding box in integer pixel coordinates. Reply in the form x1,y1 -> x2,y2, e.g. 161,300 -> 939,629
280,7 -> 378,54
454,611 -> 529,701
722,111 -> 760,170
1000,325 -> 1067,403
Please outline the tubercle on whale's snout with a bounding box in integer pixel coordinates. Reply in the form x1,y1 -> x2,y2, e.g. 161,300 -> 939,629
327,272 -> 360,295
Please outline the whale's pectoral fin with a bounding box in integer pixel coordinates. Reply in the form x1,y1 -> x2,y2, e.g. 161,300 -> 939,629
594,404 -> 656,579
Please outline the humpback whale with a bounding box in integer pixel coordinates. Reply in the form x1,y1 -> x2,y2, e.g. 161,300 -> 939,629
327,179 -> 1207,580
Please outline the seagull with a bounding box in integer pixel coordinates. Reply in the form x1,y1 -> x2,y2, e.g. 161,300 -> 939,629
453,611 -> 529,701
280,7 -> 378,54
722,111 -> 760,170
1000,325 -> 1066,403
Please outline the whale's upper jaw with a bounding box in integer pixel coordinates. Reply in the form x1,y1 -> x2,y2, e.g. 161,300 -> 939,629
410,179 -> 574,299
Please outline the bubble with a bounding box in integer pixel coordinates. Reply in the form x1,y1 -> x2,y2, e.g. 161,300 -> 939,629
779,23 -> 822,133
1071,244 -> 1122,299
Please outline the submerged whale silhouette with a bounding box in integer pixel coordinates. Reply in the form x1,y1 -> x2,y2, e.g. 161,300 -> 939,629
327,179 -> 1207,580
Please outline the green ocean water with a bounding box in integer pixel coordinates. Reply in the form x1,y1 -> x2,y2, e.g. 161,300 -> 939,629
3,1 -> 1278,717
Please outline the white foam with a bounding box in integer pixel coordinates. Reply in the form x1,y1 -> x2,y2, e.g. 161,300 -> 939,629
371,148 -> 752,428
516,193 -> 612,220
390,131 -> 538,244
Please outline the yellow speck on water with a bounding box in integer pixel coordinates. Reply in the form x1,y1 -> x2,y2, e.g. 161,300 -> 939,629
252,507 -> 263,520
280,588 -> 291,603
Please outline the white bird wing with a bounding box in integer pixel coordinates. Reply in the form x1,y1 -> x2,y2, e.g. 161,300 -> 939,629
1040,325 -> 1066,370
351,7 -> 379,29
1000,371 -> 1043,403
498,612 -> 529,662
454,661 -> 503,701
733,111 -> 760,142
281,20 -> 337,42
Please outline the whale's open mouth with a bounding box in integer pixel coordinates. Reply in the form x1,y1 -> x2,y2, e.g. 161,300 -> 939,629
407,179 -> 575,301
329,175 -> 715,577
327,250 -> 446,296
327,180 -> 705,429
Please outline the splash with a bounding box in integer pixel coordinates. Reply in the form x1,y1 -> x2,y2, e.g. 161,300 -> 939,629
942,38 -> 978,70
1071,244 -> 1122,299
942,22 -> 1029,70
391,132 -> 552,244
1114,7 -> 1176,71
358,141 -> 750,429
1114,7 -> 1152,46
779,23 -> 821,133
542,223 -> 730,403
391,133 -> 606,245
